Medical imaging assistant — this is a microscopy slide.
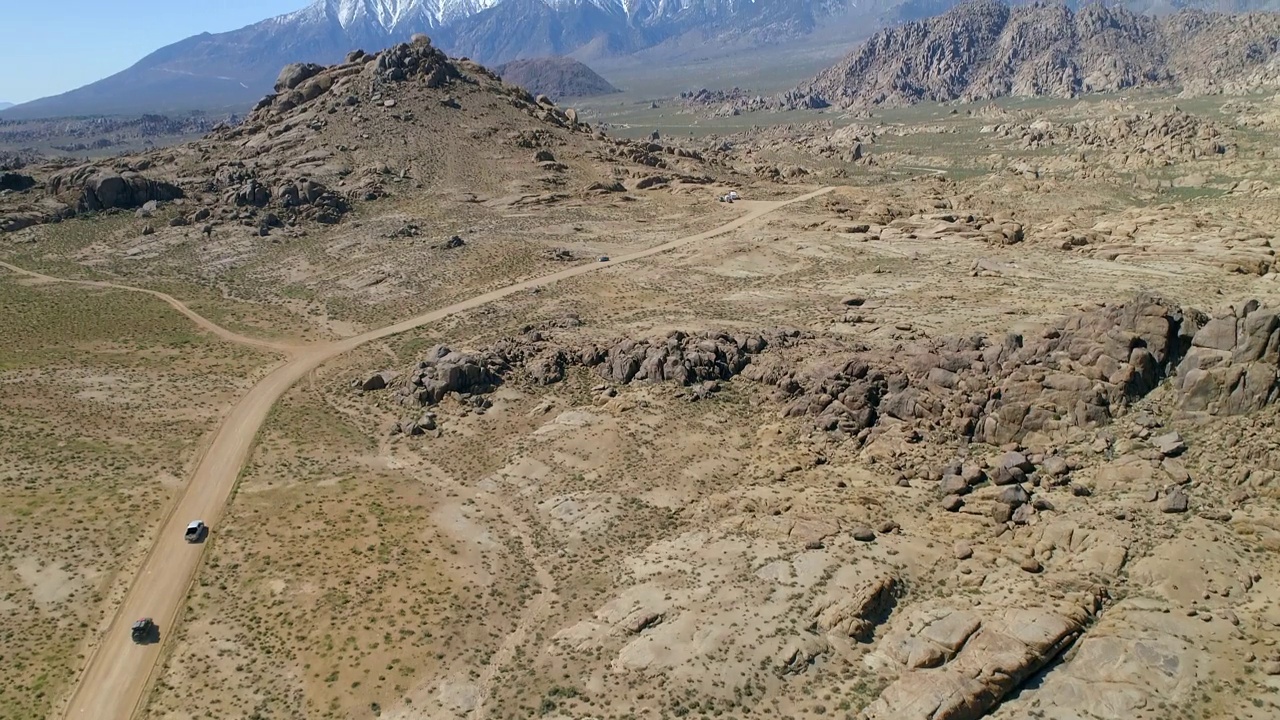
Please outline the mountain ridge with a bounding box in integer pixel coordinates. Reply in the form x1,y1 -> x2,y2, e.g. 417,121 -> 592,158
5,0 -> 1280,119
782,0 -> 1280,109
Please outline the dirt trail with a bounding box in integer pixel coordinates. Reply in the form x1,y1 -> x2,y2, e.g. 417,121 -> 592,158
31,186 -> 831,720
0,260 -> 299,354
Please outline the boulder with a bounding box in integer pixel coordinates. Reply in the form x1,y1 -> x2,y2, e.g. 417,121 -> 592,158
940,474 -> 970,496
1153,431 -> 1186,457
810,574 -> 895,639
998,451 -> 1035,473
275,62 -> 324,92
361,371 -> 399,392
1175,303 -> 1280,415
997,485 -> 1031,506
1159,486 -> 1189,513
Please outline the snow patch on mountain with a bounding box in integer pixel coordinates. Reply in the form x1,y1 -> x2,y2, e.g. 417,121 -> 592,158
289,0 -> 646,31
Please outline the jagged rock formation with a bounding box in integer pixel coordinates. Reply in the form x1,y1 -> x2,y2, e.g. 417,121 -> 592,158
1176,300 -> 1280,415
743,296 -> 1197,446
494,57 -> 619,101
784,1 -> 1280,109
373,328 -> 801,415
365,297 -> 1280,442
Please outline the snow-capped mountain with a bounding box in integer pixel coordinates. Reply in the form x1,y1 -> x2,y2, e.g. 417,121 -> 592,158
278,0 -> 493,32
0,0 -> 634,118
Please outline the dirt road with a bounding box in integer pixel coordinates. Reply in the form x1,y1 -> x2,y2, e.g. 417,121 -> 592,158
33,187 -> 831,720
0,260 -> 298,354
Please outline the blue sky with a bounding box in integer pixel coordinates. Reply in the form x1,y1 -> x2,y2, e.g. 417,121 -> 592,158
0,0 -> 308,104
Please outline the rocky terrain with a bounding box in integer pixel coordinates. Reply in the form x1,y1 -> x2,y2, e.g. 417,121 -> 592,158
495,56 -> 620,101
0,36 -> 722,237
776,1 -> 1280,110
3,20 -> 1280,720
0,113 -> 234,158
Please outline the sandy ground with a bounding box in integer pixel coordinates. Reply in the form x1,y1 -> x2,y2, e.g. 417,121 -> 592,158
29,188 -> 829,720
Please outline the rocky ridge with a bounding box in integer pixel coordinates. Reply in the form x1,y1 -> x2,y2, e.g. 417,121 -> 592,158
362,296 -> 1280,450
778,1 -> 1280,110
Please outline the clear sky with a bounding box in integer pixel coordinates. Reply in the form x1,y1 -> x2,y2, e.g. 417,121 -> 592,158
0,0 -> 309,104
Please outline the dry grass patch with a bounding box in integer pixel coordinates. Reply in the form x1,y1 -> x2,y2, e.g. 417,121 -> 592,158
0,276 -> 274,720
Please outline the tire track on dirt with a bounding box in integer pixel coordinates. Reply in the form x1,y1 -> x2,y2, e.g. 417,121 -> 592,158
0,260 -> 299,354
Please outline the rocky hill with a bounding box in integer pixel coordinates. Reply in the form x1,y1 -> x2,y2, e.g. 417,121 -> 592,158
0,37 -> 719,235
783,1 -> 1280,109
495,56 -> 620,100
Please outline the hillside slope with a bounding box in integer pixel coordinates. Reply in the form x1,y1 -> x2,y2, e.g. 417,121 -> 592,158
495,56 -> 620,99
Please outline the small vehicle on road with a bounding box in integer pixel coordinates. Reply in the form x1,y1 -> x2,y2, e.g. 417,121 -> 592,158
184,520 -> 207,543
131,618 -> 157,644
598,255 -> 610,262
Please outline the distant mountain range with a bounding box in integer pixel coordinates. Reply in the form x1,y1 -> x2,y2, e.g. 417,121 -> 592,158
3,0 -> 1280,119
0,102 -> 13,111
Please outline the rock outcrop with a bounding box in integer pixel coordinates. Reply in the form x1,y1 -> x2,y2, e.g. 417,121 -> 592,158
48,167 -> 184,213
383,328 -> 802,409
2,36 -> 714,235
1174,300 -> 1280,415
367,296 -> 1280,441
743,295 -> 1197,445
981,109 -> 1233,167
863,599 -> 1096,720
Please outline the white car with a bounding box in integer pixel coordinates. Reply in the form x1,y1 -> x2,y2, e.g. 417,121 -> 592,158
184,521 -> 207,543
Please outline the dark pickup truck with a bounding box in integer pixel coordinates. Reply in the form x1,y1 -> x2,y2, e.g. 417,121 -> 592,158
131,618 -> 156,643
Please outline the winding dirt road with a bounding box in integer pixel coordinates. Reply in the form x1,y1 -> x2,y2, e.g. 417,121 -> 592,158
12,187 -> 831,720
